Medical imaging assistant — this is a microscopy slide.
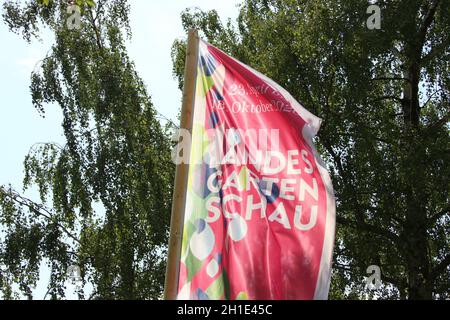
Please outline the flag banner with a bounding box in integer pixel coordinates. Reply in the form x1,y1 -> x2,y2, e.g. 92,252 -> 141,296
177,39 -> 335,300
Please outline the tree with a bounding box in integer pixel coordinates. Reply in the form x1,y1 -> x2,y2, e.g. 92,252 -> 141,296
172,0 -> 449,299
0,0 -> 174,299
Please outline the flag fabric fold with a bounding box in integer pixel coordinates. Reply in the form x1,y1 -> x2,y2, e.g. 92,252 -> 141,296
177,39 -> 335,300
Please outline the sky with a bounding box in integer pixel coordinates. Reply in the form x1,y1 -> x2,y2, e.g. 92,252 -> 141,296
0,0 -> 241,299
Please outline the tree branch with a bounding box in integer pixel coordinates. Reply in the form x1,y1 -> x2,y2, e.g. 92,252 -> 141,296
417,0 -> 441,57
420,88 -> 444,110
370,95 -> 404,104
337,216 -> 400,244
87,6 -> 104,53
1,186 -> 81,245
371,77 -> 410,82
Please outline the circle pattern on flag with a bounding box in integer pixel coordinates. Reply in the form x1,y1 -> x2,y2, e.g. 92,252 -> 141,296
190,219 -> 215,261
206,259 -> 219,278
228,215 -> 248,242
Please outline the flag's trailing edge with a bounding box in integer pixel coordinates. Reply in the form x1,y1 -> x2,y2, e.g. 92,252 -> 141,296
177,39 -> 336,300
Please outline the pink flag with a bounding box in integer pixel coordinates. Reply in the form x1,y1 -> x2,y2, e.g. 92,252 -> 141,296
177,39 -> 336,300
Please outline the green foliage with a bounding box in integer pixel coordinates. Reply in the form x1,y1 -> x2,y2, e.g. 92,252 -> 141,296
1,0 -> 448,301
172,0 -> 449,299
1,0 -> 174,299
37,0 -> 96,8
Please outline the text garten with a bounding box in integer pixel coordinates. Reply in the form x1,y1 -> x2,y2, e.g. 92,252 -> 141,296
205,148 -> 320,231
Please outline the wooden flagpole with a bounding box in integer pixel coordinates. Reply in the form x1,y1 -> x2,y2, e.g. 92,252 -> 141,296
164,29 -> 199,300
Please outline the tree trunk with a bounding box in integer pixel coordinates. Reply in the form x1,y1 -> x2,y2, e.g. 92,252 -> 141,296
401,61 -> 432,300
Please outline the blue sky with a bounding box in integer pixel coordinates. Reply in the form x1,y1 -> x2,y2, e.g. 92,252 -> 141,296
0,0 -> 241,299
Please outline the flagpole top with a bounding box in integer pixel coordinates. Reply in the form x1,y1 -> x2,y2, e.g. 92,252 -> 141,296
188,28 -> 199,39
